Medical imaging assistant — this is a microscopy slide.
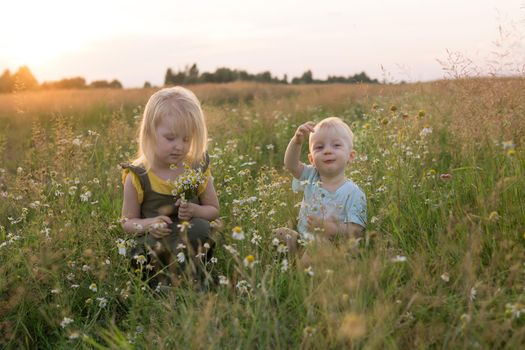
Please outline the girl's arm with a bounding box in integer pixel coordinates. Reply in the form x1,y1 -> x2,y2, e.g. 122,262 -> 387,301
121,174 -> 172,237
284,121 -> 315,179
177,176 -> 220,221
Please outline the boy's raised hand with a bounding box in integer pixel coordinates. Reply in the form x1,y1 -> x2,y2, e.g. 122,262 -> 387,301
293,121 -> 316,144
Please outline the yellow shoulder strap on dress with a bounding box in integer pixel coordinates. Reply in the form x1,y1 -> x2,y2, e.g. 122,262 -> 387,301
122,169 -> 144,204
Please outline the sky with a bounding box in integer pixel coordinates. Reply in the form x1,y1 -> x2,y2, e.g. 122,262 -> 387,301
1,0 -> 524,87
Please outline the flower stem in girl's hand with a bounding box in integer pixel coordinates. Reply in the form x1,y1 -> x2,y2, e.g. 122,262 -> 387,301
169,163 -> 206,201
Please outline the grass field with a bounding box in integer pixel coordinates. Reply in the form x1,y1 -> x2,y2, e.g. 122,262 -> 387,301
1,79 -> 524,349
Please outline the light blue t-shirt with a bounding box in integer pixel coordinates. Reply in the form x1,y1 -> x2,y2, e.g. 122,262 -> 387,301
292,165 -> 367,241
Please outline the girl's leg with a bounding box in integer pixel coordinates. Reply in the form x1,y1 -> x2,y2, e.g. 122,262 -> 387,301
170,218 -> 214,283
187,219 -> 214,282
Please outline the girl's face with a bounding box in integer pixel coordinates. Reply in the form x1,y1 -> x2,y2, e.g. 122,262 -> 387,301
154,117 -> 191,168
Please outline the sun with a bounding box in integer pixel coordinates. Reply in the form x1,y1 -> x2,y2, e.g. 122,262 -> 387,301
0,1 -> 98,67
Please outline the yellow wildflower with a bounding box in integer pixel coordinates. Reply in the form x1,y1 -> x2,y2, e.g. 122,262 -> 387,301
232,226 -> 245,240
177,221 -> 192,232
243,254 -> 256,268
488,211 -> 499,222
303,326 -> 316,337
134,254 -> 147,265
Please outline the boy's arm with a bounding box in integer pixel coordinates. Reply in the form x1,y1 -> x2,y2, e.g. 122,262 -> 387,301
284,121 -> 315,179
325,188 -> 367,240
284,139 -> 304,179
307,216 -> 364,240
327,221 -> 364,240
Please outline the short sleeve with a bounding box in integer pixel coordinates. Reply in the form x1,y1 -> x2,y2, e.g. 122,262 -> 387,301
291,164 -> 318,192
197,167 -> 212,196
122,169 -> 144,204
344,188 -> 367,228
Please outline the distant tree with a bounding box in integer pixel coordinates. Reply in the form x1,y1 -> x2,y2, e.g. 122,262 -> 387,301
165,64 -> 290,84
0,69 -> 14,93
200,72 -> 215,83
89,79 -> 122,89
255,71 -> 273,83
109,79 -> 123,88
89,80 -> 109,88
163,64 -> 379,86
143,81 -> 152,88
173,70 -> 188,85
214,68 -> 237,83
292,70 -> 314,84
238,70 -> 250,81
301,70 -> 313,84
353,71 -> 378,83
42,77 -> 86,89
13,66 -> 38,91
186,63 -> 199,84
326,75 -> 345,83
164,68 -> 174,85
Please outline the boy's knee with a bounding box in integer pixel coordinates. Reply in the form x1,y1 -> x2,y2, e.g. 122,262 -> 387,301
299,251 -> 312,268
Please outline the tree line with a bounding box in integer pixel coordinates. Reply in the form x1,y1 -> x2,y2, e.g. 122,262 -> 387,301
0,64 -> 379,93
165,63 -> 379,85
0,66 -> 123,93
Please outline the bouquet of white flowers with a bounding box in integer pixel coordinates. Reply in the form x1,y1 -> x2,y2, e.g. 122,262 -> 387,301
169,163 -> 207,203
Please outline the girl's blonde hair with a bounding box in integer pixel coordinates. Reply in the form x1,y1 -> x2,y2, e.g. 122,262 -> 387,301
133,86 -> 208,169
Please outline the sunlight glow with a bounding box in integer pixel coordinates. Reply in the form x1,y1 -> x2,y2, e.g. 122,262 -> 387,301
1,2 -> 95,65
0,0 -> 523,86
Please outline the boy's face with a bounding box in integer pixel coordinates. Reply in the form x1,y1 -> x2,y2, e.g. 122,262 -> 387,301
308,127 -> 355,178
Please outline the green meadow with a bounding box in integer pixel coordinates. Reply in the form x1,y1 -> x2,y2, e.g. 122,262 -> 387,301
1,79 -> 524,349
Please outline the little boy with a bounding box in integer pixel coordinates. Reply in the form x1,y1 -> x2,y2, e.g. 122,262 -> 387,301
276,117 -> 367,254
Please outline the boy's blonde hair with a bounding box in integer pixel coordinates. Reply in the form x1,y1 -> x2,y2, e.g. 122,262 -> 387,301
309,117 -> 354,150
133,86 -> 208,169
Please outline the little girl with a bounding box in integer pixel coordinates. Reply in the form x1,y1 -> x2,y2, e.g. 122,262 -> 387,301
121,86 -> 219,286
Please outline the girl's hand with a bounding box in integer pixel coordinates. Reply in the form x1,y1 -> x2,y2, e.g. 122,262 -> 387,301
176,199 -> 195,221
293,121 -> 316,144
147,216 -> 172,238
